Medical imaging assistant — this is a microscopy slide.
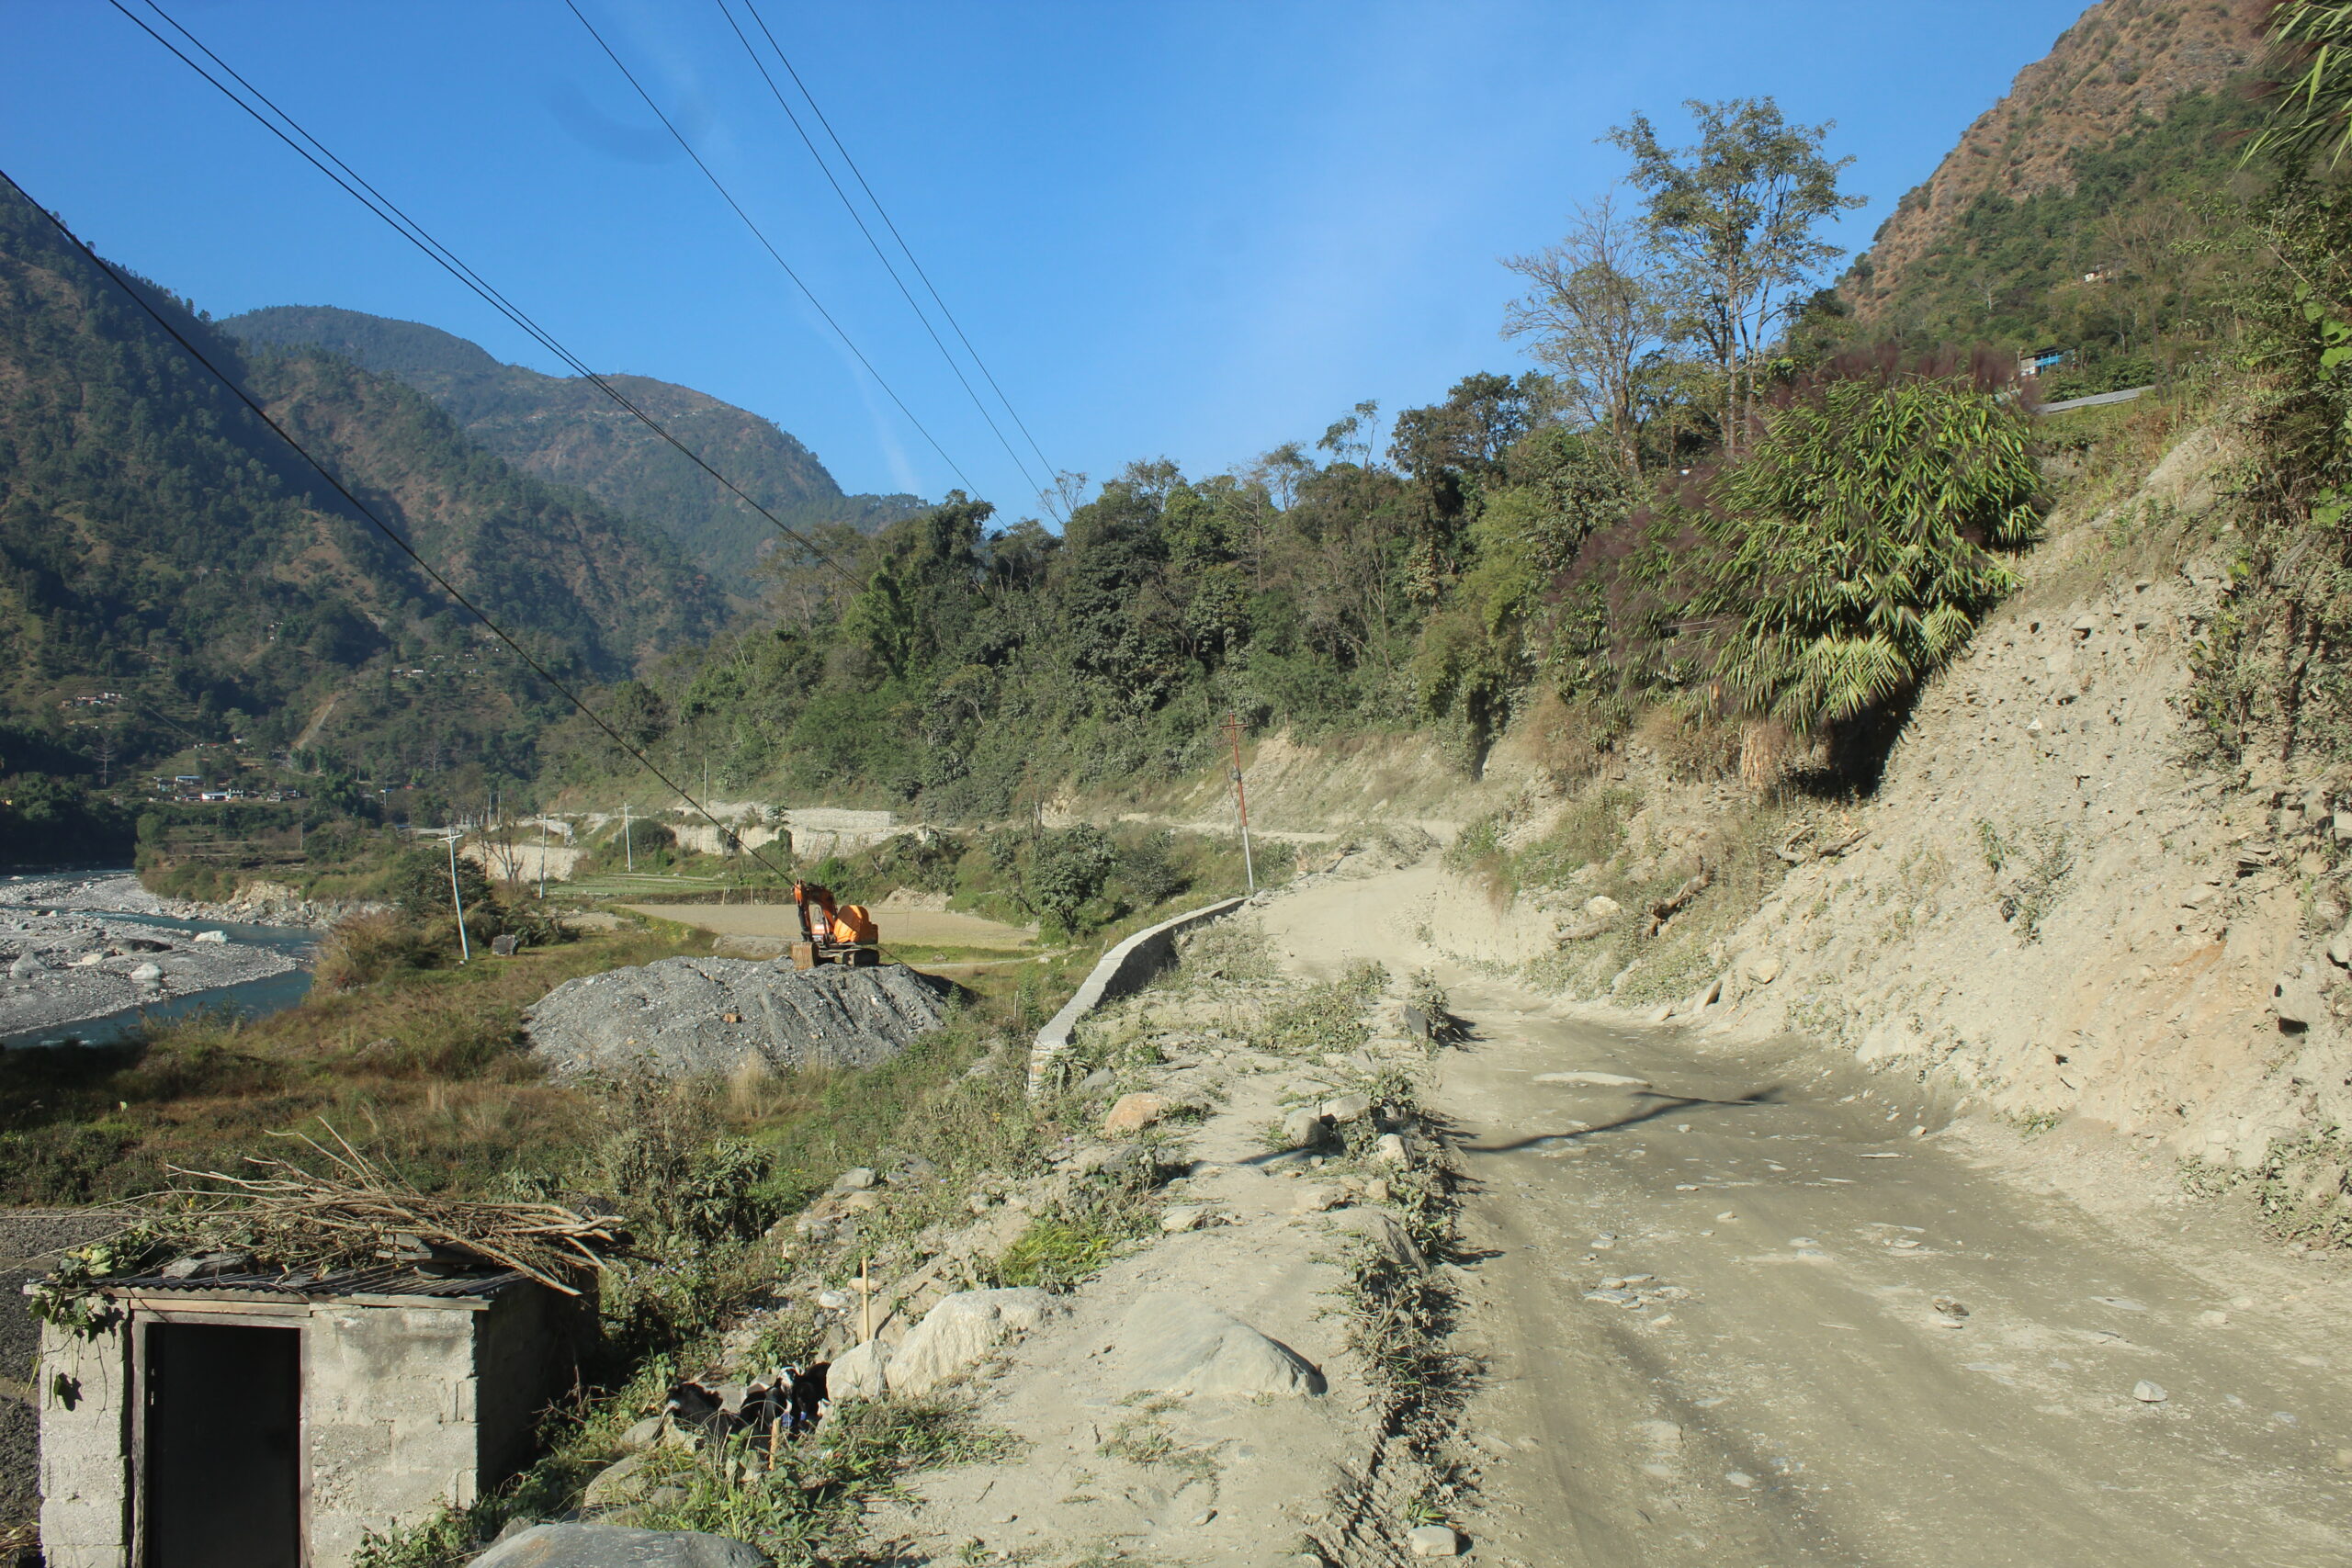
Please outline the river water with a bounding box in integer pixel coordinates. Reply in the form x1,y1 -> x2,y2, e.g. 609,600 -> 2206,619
0,873 -> 322,1049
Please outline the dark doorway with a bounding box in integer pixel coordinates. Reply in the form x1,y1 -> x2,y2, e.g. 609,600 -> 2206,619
143,1322 -> 300,1568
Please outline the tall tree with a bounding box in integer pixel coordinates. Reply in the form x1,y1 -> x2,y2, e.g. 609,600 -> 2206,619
1501,192 -> 1670,474
1608,98 -> 1864,455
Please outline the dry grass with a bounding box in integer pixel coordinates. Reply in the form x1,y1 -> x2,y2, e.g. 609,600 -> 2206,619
0,927 -> 708,1204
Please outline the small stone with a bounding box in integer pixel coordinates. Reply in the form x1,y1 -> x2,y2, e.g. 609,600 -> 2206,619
1160,1205 -> 1207,1233
833,1167 -> 878,1191
129,962 -> 163,984
2335,811 -> 2352,843
192,929 -> 228,944
2198,1310 -> 2229,1326
580,1451 -> 649,1506
1283,1108 -> 1329,1148
2132,1381 -> 2167,1404
1406,1523 -> 1460,1558
1080,1066 -> 1117,1093
1371,1133 -> 1408,1167
1363,1178 -> 1390,1203
1292,1183 -> 1340,1214
816,1290 -> 850,1311
1789,1236 -> 1820,1249
1724,1471 -> 1756,1488
1321,1092 -> 1374,1124
618,1416 -> 666,1450
1743,952 -> 1781,986
1104,1092 -> 1174,1134
1932,1297 -> 1970,1322
1908,1125 -> 1927,1138
1584,895 -> 1622,918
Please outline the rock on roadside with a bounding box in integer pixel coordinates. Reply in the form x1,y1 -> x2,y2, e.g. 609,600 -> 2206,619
1115,1293 -> 1326,1399
887,1288 -> 1060,1397
524,959 -> 956,1081
470,1523 -> 769,1567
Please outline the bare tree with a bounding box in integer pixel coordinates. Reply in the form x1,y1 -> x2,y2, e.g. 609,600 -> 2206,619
1502,191 -> 1672,474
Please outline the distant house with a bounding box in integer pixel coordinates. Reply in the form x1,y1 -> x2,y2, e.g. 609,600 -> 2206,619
2018,347 -> 2070,378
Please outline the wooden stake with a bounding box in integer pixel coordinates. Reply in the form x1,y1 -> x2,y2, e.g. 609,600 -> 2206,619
860,1255 -> 873,1344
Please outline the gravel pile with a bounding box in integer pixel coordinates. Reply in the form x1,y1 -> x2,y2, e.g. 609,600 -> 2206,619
524,958 -> 956,1081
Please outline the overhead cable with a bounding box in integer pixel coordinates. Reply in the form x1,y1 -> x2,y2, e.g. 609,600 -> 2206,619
560,0 -> 988,502
743,0 -> 1066,498
714,0 -> 1059,522
3,167 -> 799,882
110,0 -> 867,589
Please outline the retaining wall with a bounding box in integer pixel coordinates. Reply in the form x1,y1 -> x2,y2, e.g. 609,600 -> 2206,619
1025,896 -> 1248,1096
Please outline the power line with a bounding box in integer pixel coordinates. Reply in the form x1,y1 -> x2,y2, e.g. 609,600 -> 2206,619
560,0 -> 989,503
110,0 -> 865,589
1,166 -> 798,885
743,0 -> 1066,501
712,0 -> 1060,523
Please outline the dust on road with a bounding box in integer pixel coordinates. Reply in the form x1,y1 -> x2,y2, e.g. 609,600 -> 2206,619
1254,866 -> 2352,1567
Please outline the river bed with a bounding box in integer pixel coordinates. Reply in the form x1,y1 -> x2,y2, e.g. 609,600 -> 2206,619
0,872 -> 321,1048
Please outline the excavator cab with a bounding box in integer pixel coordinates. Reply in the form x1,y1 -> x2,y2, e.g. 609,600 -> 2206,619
789,881 -> 879,969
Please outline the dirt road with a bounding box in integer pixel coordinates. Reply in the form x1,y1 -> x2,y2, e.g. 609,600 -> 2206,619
1257,868 -> 2352,1567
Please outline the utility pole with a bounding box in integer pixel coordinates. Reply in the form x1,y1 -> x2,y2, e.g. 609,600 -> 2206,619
623,800 -> 634,873
445,831 -> 471,964
1221,712 -> 1256,895
538,813 -> 548,900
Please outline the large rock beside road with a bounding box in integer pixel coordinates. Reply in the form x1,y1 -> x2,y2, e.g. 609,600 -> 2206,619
1116,1293 -> 1325,1399
471,1524 -> 768,1567
525,959 -> 954,1081
887,1288 -> 1059,1396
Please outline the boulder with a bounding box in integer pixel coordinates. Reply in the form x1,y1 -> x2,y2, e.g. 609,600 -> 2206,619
1116,1294 -> 1325,1399
470,1524 -> 770,1567
1742,952 -> 1781,986
886,1288 -> 1058,1396
1407,1524 -> 1462,1558
1372,1133 -> 1408,1167
1321,1092 -> 1373,1124
826,1338 -> 890,1402
1103,1093 -> 1175,1134
832,1167 -> 879,1192
129,962 -> 163,984
1583,895 -> 1622,919
191,930 -> 228,944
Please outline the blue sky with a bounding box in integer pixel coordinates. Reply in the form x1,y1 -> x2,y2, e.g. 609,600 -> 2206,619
6,0 -> 2086,520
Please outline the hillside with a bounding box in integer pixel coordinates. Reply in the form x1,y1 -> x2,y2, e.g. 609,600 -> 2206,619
1840,0 -> 2267,385
222,305 -> 928,587
0,182 -> 723,813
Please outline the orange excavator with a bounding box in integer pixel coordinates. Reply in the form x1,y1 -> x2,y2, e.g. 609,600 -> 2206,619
789,881 -> 879,968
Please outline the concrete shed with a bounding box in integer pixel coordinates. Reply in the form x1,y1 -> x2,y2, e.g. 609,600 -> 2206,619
38,1264 -> 588,1568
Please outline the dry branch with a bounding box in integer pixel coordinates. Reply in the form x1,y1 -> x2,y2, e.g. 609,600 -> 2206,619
141,1122 -> 626,1294
1644,861 -> 1713,937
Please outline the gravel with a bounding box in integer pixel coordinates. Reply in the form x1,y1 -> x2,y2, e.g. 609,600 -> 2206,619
524,958 -> 956,1080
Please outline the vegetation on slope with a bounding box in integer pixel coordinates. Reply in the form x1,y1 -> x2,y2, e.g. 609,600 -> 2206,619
223,304 -> 928,585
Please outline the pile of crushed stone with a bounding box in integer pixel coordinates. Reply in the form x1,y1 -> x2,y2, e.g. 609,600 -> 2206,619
523,958 -> 956,1081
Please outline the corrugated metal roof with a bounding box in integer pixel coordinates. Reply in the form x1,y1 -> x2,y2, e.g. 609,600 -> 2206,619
101,1264 -> 532,1300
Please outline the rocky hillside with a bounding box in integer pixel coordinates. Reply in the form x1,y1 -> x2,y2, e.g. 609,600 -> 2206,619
223,305 -> 927,588
1843,0 -> 2265,347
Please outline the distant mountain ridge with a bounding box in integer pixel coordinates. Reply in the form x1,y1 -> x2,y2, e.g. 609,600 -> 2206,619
0,180 -> 723,789
222,305 -> 926,587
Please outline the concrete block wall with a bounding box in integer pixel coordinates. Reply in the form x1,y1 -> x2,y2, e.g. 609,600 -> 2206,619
36,1321 -> 130,1568
304,1304 -> 481,1567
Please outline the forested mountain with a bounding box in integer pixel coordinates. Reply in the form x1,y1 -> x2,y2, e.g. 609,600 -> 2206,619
222,305 -> 928,588
0,180 -> 724,843
1837,0 -> 2267,392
